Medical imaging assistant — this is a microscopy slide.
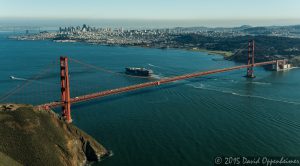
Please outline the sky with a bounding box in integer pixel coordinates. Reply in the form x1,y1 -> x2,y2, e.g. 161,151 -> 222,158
0,0 -> 300,27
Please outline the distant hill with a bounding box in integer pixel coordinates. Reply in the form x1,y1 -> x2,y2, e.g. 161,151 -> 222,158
0,104 -> 109,166
242,27 -> 271,35
174,34 -> 300,66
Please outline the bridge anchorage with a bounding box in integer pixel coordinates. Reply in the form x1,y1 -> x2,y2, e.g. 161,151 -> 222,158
38,40 -> 289,123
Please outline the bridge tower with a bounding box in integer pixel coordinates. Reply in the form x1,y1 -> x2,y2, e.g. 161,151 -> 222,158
60,56 -> 72,123
246,40 -> 255,78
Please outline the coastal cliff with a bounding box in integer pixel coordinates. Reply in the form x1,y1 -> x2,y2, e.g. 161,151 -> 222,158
0,104 -> 109,166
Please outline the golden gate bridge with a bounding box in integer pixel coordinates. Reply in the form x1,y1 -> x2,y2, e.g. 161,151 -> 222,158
0,40 -> 287,123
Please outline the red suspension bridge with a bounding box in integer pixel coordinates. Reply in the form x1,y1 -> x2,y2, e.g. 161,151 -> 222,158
6,40 -> 286,123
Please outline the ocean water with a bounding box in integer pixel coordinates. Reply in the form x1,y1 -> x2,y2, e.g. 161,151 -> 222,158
1,32 -> 300,166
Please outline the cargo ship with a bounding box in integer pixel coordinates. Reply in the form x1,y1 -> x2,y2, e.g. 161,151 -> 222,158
125,67 -> 153,76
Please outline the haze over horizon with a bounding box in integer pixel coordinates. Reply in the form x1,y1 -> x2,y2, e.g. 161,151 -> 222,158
1,0 -> 300,28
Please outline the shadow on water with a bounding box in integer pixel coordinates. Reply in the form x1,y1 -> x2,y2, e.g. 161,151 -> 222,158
71,81 -> 190,110
38,69 -> 98,80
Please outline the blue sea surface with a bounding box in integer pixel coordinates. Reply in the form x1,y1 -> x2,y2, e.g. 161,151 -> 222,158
0,32 -> 300,166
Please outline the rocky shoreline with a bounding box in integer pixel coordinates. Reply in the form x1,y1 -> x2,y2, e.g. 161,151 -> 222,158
0,104 -> 111,166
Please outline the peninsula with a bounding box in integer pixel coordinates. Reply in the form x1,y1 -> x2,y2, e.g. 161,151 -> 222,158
9,24 -> 300,66
0,104 -> 110,166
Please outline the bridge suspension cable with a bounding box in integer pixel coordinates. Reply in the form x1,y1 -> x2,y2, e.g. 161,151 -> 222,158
38,59 -> 277,110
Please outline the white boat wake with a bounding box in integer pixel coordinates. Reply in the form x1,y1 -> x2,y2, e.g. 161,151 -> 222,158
10,76 -> 27,81
187,83 -> 300,105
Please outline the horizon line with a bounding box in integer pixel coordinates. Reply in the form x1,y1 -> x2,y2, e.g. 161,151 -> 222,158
1,17 -> 300,21
1,17 -> 299,28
